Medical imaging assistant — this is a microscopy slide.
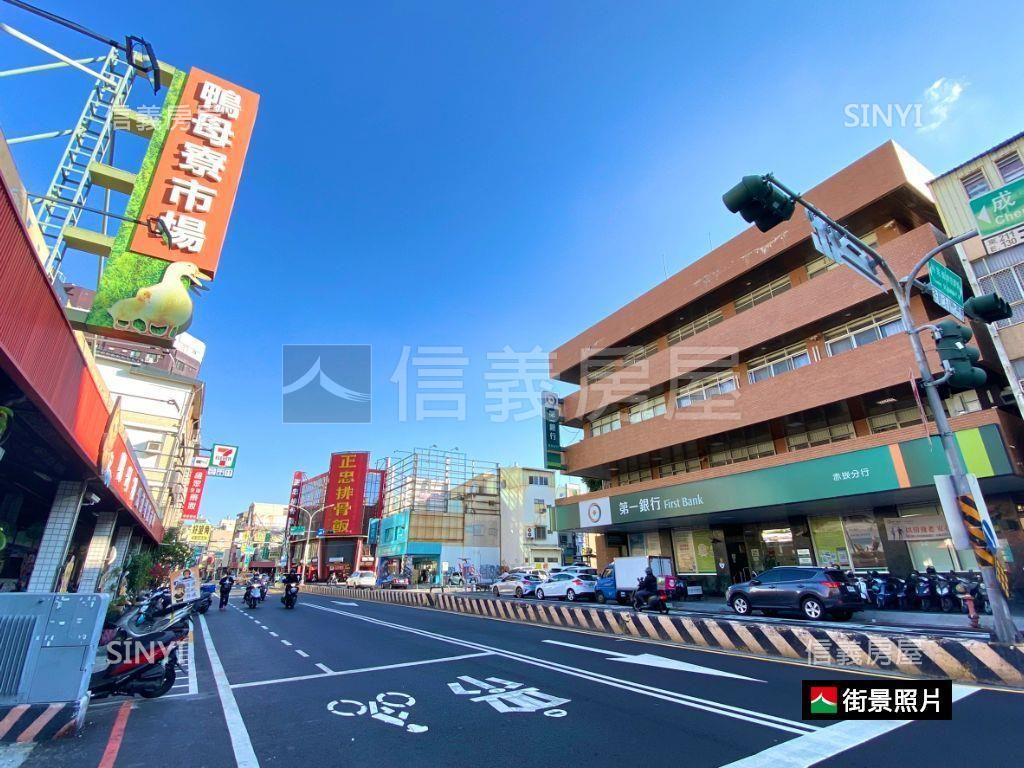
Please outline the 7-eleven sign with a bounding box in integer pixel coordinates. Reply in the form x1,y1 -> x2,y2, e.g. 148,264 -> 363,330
209,444 -> 239,477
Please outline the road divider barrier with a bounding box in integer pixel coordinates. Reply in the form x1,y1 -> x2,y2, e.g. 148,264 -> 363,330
302,585 -> 1024,688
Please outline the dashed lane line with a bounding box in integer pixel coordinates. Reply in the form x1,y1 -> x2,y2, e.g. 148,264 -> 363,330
315,663 -> 333,674
295,650 -> 309,658
281,640 -> 292,647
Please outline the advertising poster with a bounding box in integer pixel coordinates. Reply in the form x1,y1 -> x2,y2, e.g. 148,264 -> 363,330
170,567 -> 198,604
843,514 -> 886,569
693,530 -> 718,574
809,517 -> 851,568
671,529 -> 697,574
324,452 -> 370,535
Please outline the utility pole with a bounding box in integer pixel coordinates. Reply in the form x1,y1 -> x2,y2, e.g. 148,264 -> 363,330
723,174 -> 1021,643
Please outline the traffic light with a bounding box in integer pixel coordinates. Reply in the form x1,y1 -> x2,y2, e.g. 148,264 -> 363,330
722,175 -> 796,232
935,320 -> 986,389
964,292 -> 1014,323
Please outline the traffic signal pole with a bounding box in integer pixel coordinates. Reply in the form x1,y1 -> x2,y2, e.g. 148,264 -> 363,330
764,177 -> 1021,643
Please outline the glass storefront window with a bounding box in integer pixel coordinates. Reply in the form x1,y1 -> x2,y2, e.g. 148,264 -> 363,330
899,504 -> 978,571
842,512 -> 887,570
758,526 -> 797,568
671,528 -> 717,574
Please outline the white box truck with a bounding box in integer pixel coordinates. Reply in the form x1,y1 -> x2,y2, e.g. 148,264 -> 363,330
593,555 -> 674,604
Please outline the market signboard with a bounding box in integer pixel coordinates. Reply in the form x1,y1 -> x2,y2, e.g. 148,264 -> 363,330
324,452 -> 370,535
553,424 -> 1011,531
84,67 -> 259,345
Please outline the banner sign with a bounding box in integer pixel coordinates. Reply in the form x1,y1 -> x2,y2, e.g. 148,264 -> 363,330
288,470 -> 304,524
98,399 -> 160,539
183,463 -> 209,520
884,515 -> 949,542
324,452 -> 369,535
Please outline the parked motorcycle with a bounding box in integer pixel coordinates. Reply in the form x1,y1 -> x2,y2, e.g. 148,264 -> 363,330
244,582 -> 260,609
90,597 -> 199,700
282,583 -> 299,609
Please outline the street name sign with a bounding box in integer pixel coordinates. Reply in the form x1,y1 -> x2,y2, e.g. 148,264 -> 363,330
927,258 -> 964,321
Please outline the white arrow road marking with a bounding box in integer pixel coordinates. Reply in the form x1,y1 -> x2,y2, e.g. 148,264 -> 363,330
717,684 -> 978,768
543,640 -> 763,682
331,601 -> 360,607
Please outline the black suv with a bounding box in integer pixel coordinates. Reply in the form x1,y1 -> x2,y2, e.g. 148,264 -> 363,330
726,566 -> 864,620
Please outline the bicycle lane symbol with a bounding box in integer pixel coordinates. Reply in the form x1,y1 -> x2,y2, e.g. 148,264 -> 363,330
327,692 -> 428,734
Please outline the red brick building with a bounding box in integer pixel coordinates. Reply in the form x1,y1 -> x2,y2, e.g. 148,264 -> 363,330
550,141 -> 1024,599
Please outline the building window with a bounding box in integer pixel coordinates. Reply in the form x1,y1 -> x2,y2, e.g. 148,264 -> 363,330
616,453 -> 654,485
675,370 -> 737,409
961,169 -> 991,199
806,255 -> 838,280
746,343 -> 813,384
657,442 -> 701,477
533,499 -> 548,515
734,275 -> 791,313
996,152 -> 1024,184
945,390 -> 982,417
528,475 -> 550,486
585,359 -> 616,384
533,525 -> 548,539
707,425 -> 775,467
668,309 -> 724,345
867,397 -> 923,433
975,247 -> 1024,328
628,394 -> 666,424
784,403 -> 855,450
589,411 -> 621,436
623,341 -> 659,367
824,307 -> 904,356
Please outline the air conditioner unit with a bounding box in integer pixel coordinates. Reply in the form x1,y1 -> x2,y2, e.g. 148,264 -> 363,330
525,527 -> 535,540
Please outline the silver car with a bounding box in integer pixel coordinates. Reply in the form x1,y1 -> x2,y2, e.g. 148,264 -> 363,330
492,572 -> 543,598
535,572 -> 597,602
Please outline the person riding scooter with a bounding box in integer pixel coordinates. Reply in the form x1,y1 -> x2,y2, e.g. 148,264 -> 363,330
258,574 -> 269,602
281,571 -> 300,609
218,573 -> 235,611
635,567 -> 658,607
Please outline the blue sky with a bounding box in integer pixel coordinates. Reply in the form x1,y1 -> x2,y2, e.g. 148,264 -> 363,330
1,1 -> 1023,523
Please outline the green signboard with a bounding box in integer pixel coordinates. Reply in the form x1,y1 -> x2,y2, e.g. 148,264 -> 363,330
970,176 -> 1024,238
553,424 -> 1011,530
541,390 -> 565,471
927,258 -> 963,319
290,525 -> 306,536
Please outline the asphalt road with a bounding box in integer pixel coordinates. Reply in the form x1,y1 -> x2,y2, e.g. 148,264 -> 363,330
9,589 -> 1024,768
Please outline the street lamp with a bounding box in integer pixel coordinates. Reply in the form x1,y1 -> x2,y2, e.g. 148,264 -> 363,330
290,504 -> 321,585
722,174 -> 1021,644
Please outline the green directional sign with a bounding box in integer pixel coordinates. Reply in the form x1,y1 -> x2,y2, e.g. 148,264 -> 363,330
970,177 -> 1024,238
290,525 -> 306,536
928,258 -> 964,320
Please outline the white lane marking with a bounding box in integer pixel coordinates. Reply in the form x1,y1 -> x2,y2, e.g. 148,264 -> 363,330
281,640 -> 293,647
315,663 -> 334,674
231,652 -> 493,690
198,614 -> 261,768
301,601 -> 813,735
0,744 -> 35,768
331,601 -> 360,607
717,685 -> 978,768
543,640 -> 763,682
269,632 -> 279,638
295,650 -> 310,658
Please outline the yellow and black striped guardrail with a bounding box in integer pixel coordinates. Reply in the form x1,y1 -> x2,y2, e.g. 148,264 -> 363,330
303,585 -> 1024,688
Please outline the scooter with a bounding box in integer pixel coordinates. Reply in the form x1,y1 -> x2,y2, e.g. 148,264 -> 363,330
631,578 -> 669,614
282,583 -> 299,609
90,598 -> 198,700
258,581 -> 268,603
244,582 -> 260,609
